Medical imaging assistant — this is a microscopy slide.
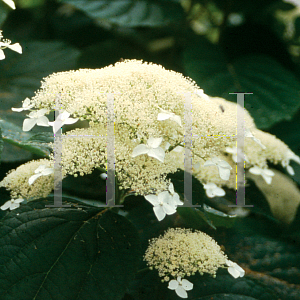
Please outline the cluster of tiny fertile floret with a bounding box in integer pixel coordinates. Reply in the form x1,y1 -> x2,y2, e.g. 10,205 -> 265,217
0,159 -> 54,200
144,228 -> 227,282
4,59 -> 297,197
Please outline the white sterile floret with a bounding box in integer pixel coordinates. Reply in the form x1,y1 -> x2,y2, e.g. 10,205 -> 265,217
0,198 -> 23,210
168,183 -> 183,206
245,128 -> 266,149
281,149 -> 300,176
28,165 -> 54,185
0,30 -> 21,60
249,166 -> 275,184
48,110 -> 78,134
204,157 -> 232,180
132,137 -> 165,163
225,147 -> 249,163
144,191 -> 177,221
168,277 -> 193,299
22,109 -> 50,131
2,0 -> 16,9
11,98 -> 33,112
203,182 -> 225,198
226,260 -> 245,278
157,107 -> 182,127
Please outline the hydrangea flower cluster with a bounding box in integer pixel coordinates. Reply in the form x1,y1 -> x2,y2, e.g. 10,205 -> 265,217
144,228 -> 244,298
0,59 -> 299,213
0,159 -> 54,206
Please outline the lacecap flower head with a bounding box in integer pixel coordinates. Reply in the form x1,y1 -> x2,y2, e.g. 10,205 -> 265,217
8,59 -> 299,200
0,159 -> 54,200
144,228 -> 244,298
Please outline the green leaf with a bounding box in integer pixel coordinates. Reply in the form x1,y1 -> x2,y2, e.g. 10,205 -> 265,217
61,0 -> 184,27
0,199 -> 141,300
0,9 -> 8,27
177,204 -> 236,230
0,118 -> 51,157
0,41 -> 80,113
183,37 -> 300,129
0,126 -> 3,162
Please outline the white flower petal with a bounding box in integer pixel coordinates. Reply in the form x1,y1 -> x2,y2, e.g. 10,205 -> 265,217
205,189 -> 215,198
287,165 -> 295,176
36,108 -> 48,117
173,146 -> 184,153
262,174 -> 273,185
218,166 -> 231,180
204,183 -> 217,189
147,137 -> 163,148
158,191 -> 171,202
49,120 -> 61,134
181,279 -> 193,291
175,286 -> 188,298
10,202 -> 20,210
203,160 -> 215,167
169,183 -> 175,194
1,200 -> 11,210
36,116 -> 50,127
144,195 -> 159,206
168,280 -> 178,290
147,147 -> 165,163
217,160 -> 232,169
28,173 -> 42,185
42,168 -> 54,176
8,42 -> 22,53
249,166 -> 262,175
132,144 -> 149,157
0,49 -> 5,60
228,266 -> 240,278
163,203 -> 177,215
2,0 -> 16,9
153,206 -> 166,221
23,118 -> 37,131
263,169 -> 275,177
234,263 -> 245,277
225,147 -> 235,154
157,113 -> 171,121
11,107 -> 24,112
172,193 -> 183,206
14,198 -> 24,204
214,186 -> 226,197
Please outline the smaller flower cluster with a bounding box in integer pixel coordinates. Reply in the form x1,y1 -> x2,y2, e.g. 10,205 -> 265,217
144,228 -> 244,298
0,159 -> 54,210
